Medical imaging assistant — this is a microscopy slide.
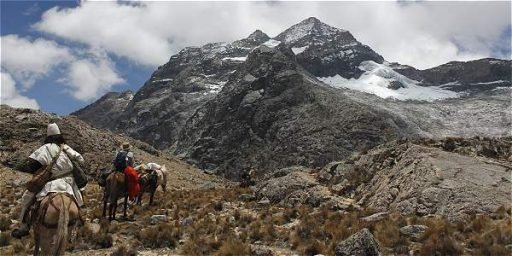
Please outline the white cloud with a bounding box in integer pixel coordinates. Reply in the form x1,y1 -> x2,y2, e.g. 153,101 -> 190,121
1,35 -> 125,102
34,2 -> 173,66
1,35 -> 73,88
62,49 -> 125,101
0,72 -> 40,109
33,1 -> 510,69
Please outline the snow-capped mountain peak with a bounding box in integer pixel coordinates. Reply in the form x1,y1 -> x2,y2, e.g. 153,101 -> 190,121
246,29 -> 270,42
275,17 -> 347,45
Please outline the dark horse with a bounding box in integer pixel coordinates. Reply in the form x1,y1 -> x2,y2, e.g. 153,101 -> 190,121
136,166 -> 168,206
102,171 -> 128,221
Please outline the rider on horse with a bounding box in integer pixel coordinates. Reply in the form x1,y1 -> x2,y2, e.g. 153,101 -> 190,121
12,123 -> 85,239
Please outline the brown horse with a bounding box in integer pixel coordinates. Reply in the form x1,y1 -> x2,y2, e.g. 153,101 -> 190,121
33,193 -> 80,256
102,171 -> 128,221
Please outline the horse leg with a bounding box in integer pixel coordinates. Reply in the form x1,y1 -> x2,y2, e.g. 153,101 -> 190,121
149,190 -> 155,206
39,227 -> 53,256
136,192 -> 142,206
123,195 -> 128,218
109,200 -> 115,221
102,200 -> 107,218
33,225 -> 40,256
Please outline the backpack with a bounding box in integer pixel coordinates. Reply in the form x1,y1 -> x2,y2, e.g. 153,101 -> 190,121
114,150 -> 129,172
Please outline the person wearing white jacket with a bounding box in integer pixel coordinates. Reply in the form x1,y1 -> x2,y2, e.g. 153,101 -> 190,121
12,123 -> 85,239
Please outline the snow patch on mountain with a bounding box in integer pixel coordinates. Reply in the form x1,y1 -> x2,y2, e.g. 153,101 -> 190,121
207,81 -> 227,93
281,22 -> 314,44
292,46 -> 308,55
318,61 -> 460,101
439,81 -> 461,88
222,56 -> 247,62
262,39 -> 281,48
152,78 -> 173,83
471,80 -> 509,85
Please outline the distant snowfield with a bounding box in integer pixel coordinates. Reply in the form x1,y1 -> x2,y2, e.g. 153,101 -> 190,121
292,46 -> 308,55
222,56 -> 247,62
262,39 -> 281,48
318,61 -> 460,101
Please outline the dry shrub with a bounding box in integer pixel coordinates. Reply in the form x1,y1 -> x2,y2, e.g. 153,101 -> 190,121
89,206 -> 103,220
283,207 -> 299,222
271,212 -> 287,226
94,232 -> 114,249
491,206 -> 510,220
248,220 -> 263,241
182,235 -> 222,255
0,232 -> 10,247
468,218 -> 512,256
213,200 -> 223,212
0,215 -> 10,232
298,239 -> 326,256
11,240 -> 25,254
468,214 -> 492,234
419,217 -> 462,256
111,244 -> 137,256
137,223 -> 181,249
324,211 -> 360,242
214,238 -> 250,256
75,222 -> 113,250
373,214 -> 407,248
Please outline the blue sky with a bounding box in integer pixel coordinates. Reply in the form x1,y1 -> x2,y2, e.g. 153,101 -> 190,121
1,1 -> 153,115
1,1 -> 510,115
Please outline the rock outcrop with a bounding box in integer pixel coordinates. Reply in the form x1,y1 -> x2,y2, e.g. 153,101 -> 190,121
321,139 -> 512,220
334,228 -> 381,256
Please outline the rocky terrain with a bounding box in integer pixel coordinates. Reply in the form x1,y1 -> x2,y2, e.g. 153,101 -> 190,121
73,17 -> 511,181
1,105 -> 511,255
2,16 -> 511,256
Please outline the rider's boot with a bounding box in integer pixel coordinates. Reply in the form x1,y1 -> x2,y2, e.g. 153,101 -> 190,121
11,191 -> 34,239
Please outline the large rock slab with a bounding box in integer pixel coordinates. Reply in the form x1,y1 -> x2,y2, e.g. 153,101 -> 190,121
356,144 -> 511,220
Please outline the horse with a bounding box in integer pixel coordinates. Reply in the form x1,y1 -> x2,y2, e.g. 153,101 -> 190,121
33,193 -> 80,256
102,171 -> 128,221
136,165 -> 168,206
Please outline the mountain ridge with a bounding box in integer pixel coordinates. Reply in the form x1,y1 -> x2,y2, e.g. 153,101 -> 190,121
72,17 -> 511,179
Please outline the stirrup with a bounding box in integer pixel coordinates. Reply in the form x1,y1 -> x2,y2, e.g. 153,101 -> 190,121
11,227 -> 30,239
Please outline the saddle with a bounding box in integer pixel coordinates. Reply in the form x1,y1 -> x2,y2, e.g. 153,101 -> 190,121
30,193 -> 83,229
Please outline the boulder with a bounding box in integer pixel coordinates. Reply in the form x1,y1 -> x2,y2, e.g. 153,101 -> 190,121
150,215 -> 168,225
361,212 -> 388,222
399,225 -> 428,239
335,228 -> 381,256
255,170 -> 331,207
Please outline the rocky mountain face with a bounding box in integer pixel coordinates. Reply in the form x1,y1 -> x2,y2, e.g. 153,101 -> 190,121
73,17 -> 511,179
72,91 -> 134,130
174,45 -> 412,178
391,58 -> 511,92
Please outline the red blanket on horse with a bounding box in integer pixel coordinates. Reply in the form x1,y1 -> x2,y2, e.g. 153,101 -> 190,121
124,166 -> 140,200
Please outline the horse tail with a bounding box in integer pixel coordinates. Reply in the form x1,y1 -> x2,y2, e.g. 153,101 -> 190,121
161,165 -> 168,192
54,194 -> 70,256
